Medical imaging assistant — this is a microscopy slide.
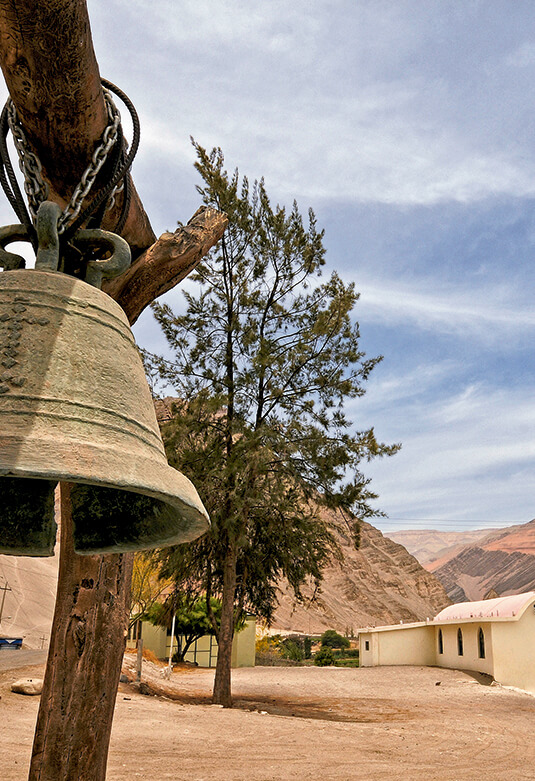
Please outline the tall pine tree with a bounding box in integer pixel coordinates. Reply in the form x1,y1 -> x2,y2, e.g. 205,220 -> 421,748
146,141 -> 400,705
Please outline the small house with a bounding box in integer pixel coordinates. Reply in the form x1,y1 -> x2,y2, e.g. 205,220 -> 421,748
127,615 -> 256,668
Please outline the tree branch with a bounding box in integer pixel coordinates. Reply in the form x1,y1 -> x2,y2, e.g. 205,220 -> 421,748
104,206 -> 228,324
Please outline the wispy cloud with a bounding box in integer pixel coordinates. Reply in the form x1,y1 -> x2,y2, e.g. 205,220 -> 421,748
90,2 -> 535,209
354,277 -> 535,342
363,379 -> 535,526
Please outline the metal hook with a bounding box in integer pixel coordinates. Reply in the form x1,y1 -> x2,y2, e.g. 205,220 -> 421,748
35,201 -> 62,271
71,229 -> 131,289
0,200 -> 131,288
0,224 -> 30,270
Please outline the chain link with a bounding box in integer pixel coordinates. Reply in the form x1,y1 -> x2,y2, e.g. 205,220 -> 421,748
7,100 -> 49,218
7,89 -> 122,234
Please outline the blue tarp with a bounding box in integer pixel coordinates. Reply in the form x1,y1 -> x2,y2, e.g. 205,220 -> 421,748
0,637 -> 22,649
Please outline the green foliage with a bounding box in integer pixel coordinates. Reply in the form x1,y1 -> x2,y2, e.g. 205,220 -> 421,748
280,637 -> 305,662
255,634 -> 308,665
314,646 -> 336,666
147,595 -> 222,662
145,141 -> 400,700
333,647 -> 359,658
331,657 -> 359,668
320,629 -> 350,649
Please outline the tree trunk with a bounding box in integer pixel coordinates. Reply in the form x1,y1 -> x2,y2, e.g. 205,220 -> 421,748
212,544 -> 238,707
29,484 -> 133,781
0,2 -> 227,777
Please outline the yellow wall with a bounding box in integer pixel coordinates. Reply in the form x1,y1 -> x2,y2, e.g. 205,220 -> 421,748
359,624 -> 435,667
491,609 -> 535,694
232,617 -> 257,667
435,622 -> 494,676
128,617 -> 256,668
359,599 -> 535,695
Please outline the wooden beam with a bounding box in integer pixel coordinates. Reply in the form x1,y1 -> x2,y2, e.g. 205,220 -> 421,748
0,0 -> 155,257
105,206 -> 227,324
0,3 -> 227,778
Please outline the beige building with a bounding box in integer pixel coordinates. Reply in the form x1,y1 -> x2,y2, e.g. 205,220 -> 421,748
127,616 -> 256,668
359,592 -> 535,694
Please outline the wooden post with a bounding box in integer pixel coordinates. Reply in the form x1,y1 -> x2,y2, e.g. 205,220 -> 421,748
29,485 -> 134,780
0,1 -> 228,778
136,636 -> 143,683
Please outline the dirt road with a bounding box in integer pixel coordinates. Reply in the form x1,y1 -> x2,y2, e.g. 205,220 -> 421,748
1,660 -> 534,780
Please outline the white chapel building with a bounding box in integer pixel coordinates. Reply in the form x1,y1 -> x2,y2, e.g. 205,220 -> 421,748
359,591 -> 535,694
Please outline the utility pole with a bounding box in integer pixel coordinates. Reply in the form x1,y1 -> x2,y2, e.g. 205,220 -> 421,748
0,581 -> 12,625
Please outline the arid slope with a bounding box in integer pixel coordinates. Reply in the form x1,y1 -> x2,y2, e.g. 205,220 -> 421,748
426,518 -> 535,602
272,514 -> 451,633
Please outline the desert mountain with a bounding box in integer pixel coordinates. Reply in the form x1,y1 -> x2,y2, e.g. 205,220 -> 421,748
271,514 -> 451,634
386,528 -> 503,567
425,519 -> 535,602
0,552 -> 59,648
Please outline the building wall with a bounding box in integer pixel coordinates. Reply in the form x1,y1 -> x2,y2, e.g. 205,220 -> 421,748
435,622 -> 494,677
359,596 -> 535,696
359,624 -> 435,667
491,609 -> 535,694
231,617 -> 256,667
128,617 -> 256,668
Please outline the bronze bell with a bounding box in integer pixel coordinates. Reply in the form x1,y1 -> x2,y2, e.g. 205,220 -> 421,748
0,204 -> 209,556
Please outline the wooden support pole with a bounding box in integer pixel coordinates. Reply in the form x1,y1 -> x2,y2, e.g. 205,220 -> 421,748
0,2 -> 228,779
29,485 -> 134,780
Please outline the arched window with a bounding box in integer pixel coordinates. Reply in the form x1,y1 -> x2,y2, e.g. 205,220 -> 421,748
478,627 -> 485,659
438,629 -> 444,654
457,627 -> 463,656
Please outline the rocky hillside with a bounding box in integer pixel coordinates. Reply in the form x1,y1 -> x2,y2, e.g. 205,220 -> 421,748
427,518 -> 535,602
271,513 -> 451,634
386,528 -> 501,566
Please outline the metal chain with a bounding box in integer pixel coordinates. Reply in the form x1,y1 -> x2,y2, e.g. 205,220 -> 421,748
6,101 -> 49,218
7,88 -> 121,234
106,172 -> 125,212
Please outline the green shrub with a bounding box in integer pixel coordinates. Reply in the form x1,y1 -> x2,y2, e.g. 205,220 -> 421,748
280,638 -> 304,662
314,646 -> 335,666
304,636 -> 312,659
332,647 -> 359,658
320,629 -> 350,649
333,657 -> 359,668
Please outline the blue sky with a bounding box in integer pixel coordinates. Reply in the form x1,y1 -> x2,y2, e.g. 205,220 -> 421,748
2,1 -> 534,533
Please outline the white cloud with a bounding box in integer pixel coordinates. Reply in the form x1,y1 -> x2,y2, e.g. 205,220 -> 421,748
90,2 -> 535,208
364,381 -> 535,527
354,277 -> 535,342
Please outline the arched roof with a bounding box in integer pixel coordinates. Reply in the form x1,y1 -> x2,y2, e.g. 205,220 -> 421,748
434,592 -> 535,622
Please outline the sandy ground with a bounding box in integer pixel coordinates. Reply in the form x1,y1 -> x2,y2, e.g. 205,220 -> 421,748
1,658 -> 535,780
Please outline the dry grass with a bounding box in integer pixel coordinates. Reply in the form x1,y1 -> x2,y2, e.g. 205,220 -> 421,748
124,647 -> 165,666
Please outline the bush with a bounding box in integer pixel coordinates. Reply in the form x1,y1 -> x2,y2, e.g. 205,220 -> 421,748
304,636 -> 312,659
280,638 -> 304,662
320,629 -> 350,649
332,647 -> 359,658
332,657 -> 359,668
314,646 -> 336,666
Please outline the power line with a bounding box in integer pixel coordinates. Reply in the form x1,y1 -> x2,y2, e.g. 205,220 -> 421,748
377,516 -> 534,526
377,518 -> 532,529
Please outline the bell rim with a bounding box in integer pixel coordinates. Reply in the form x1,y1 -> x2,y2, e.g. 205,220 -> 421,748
0,450 -> 210,552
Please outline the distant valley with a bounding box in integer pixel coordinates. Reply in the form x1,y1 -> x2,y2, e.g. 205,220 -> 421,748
387,519 -> 535,603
